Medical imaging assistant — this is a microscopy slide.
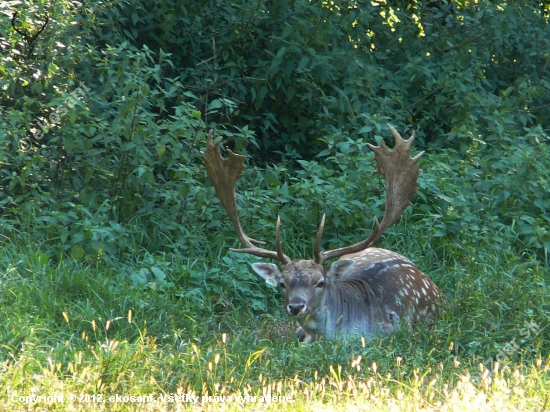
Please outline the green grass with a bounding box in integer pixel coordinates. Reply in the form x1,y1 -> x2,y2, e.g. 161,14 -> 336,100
0,228 -> 548,411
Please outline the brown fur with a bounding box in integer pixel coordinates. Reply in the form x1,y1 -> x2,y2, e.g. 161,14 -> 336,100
252,248 -> 443,342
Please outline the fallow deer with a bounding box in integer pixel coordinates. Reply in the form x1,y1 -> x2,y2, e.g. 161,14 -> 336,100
202,125 -> 444,342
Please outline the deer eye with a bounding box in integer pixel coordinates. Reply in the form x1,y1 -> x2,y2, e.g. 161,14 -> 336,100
316,280 -> 325,289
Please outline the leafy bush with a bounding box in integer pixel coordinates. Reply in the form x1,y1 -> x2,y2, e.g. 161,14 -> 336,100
0,0 -> 548,298
91,0 -> 550,160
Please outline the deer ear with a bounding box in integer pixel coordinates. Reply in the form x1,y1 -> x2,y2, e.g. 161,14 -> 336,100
251,263 -> 282,287
326,259 -> 356,282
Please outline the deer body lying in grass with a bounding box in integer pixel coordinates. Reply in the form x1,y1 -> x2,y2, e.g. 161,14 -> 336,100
202,125 -> 444,342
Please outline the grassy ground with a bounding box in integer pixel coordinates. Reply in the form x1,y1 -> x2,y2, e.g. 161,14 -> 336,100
0,229 -> 548,411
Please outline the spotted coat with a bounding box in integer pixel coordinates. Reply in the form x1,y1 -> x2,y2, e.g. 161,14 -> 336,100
252,248 -> 444,342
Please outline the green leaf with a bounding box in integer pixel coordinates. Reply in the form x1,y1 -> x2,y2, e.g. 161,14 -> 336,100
151,266 -> 167,282
71,245 -> 85,260
271,47 -> 286,72
156,144 -> 166,157
207,99 -> 223,111
36,253 -> 50,265
358,125 -> 374,134
280,182 -> 289,196
297,56 -> 310,71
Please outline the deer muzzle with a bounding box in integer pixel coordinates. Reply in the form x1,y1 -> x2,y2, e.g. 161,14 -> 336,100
287,298 -> 307,316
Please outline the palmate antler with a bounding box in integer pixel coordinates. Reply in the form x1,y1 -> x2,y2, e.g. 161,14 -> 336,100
203,125 -> 422,266
202,130 -> 291,264
314,125 -> 424,264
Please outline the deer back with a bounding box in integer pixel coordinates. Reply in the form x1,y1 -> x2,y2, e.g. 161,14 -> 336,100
337,248 -> 443,329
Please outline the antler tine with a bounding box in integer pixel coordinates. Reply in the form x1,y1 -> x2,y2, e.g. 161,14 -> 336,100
317,124 -> 423,264
314,214 -> 326,264
275,216 -> 290,264
202,130 -> 291,264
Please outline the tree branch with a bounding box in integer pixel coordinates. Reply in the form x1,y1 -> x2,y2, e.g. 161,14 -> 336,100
436,31 -> 487,54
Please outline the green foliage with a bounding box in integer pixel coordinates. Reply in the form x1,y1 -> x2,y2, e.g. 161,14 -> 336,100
416,124 -> 550,256
240,119 -> 550,260
0,224 -> 548,410
88,0 -> 550,160
2,14 -> 225,258
1,4 -> 549,410
0,1 -> 549,311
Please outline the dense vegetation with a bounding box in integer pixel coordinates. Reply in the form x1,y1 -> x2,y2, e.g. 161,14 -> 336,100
0,0 -> 549,410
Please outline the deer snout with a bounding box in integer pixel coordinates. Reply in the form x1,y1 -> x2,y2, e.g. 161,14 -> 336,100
287,299 -> 306,316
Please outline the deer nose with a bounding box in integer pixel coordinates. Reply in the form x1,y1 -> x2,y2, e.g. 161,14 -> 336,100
287,302 -> 306,316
